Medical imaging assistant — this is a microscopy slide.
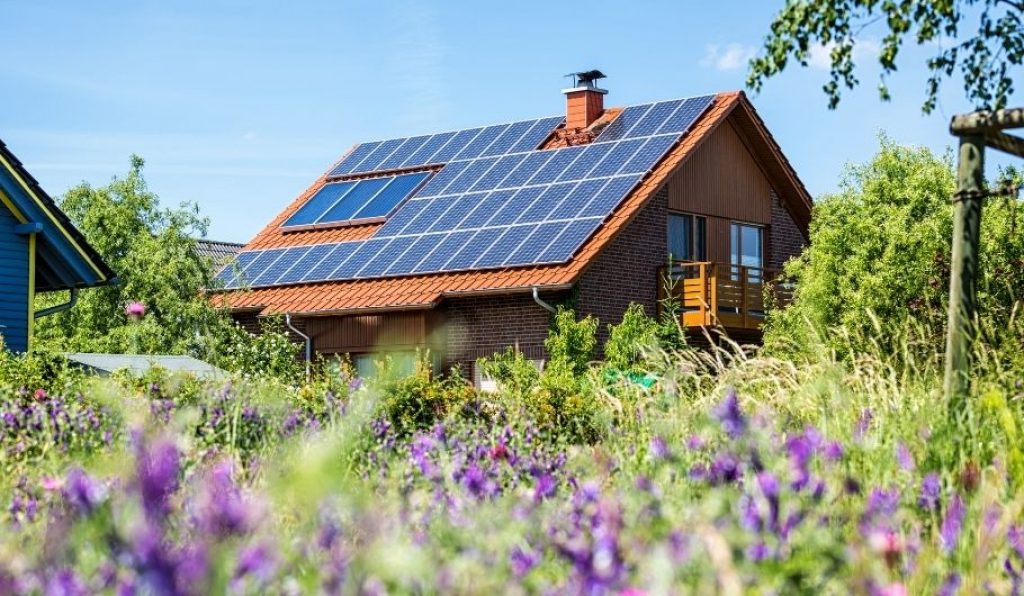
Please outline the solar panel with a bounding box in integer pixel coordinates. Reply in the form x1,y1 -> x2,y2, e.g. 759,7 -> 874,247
230,249 -> 286,289
253,246 -> 311,286
326,116 -> 563,178
509,116 -> 564,153
413,230 -> 475,273
283,173 -> 428,228
277,244 -> 334,284
474,224 -> 537,268
329,142 -> 381,176
377,135 -> 431,171
352,172 -> 429,219
215,251 -> 260,287
505,222 -> 566,265
283,182 -> 356,227
226,95 -> 717,288
303,243 -> 356,282
538,218 -> 602,263
445,228 -> 503,270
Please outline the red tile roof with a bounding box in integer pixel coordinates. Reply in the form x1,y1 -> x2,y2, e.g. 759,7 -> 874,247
214,91 -> 808,316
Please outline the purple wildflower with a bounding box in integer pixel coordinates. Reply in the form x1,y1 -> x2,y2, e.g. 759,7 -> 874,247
786,432 -> 815,490
234,543 -> 275,582
348,377 -> 363,391
136,438 -> 180,520
938,573 -> 961,596
510,546 -> 540,578
1009,525 -> 1024,559
195,460 -> 256,537
822,440 -> 844,462
712,390 -> 746,438
940,494 -> 966,554
685,434 -> 704,450
534,474 -> 557,502
648,436 -> 670,460
896,443 -> 915,471
707,453 -> 741,485
855,408 -> 874,441
45,568 -> 86,596
747,542 -> 769,562
919,474 -> 941,511
62,467 -> 105,516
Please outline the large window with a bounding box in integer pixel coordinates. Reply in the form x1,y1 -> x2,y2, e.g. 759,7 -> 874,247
730,222 -> 764,281
667,213 -> 707,261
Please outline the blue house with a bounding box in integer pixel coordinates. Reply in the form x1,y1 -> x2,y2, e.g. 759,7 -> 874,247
0,138 -> 115,352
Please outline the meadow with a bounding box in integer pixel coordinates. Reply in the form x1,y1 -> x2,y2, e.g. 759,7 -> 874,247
3,300 -> 1024,595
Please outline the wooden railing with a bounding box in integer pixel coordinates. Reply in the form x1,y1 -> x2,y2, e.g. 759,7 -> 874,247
657,261 -> 794,331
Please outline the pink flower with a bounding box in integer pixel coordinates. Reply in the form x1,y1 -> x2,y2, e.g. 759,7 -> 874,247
125,301 -> 146,319
34,388 -> 47,401
876,583 -> 907,596
40,476 -> 63,491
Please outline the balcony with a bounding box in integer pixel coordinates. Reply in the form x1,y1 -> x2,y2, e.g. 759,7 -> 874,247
657,261 -> 793,332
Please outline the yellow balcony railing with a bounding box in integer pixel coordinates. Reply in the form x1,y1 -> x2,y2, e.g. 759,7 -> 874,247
657,261 -> 793,331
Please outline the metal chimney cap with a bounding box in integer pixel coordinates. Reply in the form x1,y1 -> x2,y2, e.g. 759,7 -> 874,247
565,70 -> 607,88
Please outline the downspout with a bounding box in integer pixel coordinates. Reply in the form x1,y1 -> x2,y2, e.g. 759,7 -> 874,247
285,313 -> 311,380
532,287 -> 557,314
34,288 -> 78,319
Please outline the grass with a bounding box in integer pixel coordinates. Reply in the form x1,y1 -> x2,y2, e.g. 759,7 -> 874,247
1,314 -> 1022,594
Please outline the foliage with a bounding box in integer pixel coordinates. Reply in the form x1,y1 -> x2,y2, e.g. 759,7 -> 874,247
604,303 -> 660,374
764,136 -> 1024,358
33,156 -> 237,356
748,0 -> 1024,113
373,353 -> 475,437
209,317 -> 302,382
478,346 -> 541,402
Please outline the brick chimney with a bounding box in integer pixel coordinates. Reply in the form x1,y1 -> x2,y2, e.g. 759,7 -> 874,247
563,70 -> 607,130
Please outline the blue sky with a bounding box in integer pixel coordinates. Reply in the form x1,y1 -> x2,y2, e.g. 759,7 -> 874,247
2,0 -> 1020,243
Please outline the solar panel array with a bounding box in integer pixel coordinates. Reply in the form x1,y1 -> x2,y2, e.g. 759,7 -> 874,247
329,116 -> 565,177
282,172 -> 430,227
217,95 -> 716,290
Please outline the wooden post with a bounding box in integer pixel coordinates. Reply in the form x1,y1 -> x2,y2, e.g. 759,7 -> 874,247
740,266 -> 748,329
708,263 -> 718,326
943,134 -> 986,403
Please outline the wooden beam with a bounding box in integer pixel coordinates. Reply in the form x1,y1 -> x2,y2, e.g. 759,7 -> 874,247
985,130 -> 1024,159
950,108 -> 1024,135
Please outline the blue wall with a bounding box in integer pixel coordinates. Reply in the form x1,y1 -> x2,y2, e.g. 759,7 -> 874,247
0,202 -> 29,352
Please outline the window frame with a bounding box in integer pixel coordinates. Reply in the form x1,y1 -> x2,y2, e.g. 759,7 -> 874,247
280,171 -> 432,233
667,211 -> 708,262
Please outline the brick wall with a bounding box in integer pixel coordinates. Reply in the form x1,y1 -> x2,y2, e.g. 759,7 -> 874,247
575,185 -> 668,350
768,190 -> 808,270
437,290 -> 567,378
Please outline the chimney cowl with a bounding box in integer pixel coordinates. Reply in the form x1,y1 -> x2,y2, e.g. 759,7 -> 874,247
563,70 -> 607,130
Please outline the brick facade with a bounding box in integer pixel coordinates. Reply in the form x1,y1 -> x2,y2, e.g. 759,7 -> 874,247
437,290 -> 567,378
768,190 -> 808,270
576,185 -> 668,350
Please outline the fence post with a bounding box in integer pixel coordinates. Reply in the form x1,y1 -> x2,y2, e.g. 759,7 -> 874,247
943,134 -> 986,404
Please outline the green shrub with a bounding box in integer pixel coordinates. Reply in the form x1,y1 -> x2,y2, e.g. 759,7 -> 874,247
374,353 -> 475,436
604,303 -> 659,374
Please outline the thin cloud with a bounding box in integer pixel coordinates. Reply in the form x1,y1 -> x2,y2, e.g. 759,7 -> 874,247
807,39 -> 882,70
701,43 -> 757,71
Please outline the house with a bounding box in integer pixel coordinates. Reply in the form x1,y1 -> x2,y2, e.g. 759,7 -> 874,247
0,138 -> 116,353
213,73 -> 811,382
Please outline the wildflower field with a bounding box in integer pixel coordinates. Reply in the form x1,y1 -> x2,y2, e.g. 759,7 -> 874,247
3,303 -> 1024,595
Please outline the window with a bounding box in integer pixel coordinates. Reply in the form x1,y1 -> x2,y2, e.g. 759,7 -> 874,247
352,351 -> 418,380
282,171 -> 430,229
730,222 -> 764,281
667,213 -> 707,261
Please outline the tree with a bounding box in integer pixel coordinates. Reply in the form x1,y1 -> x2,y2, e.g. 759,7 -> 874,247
764,136 -> 1024,355
35,156 -> 233,356
748,0 -> 1023,113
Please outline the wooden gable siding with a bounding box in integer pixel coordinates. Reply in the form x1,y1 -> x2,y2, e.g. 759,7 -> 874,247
306,311 -> 427,354
666,119 -> 774,265
0,202 -> 30,352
